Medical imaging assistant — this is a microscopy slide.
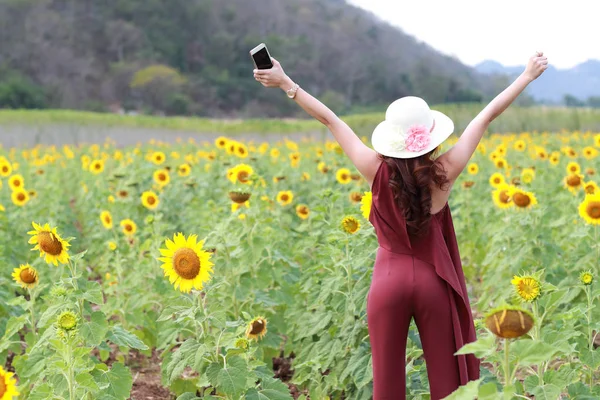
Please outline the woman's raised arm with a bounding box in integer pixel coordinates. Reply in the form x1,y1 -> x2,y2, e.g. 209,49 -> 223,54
253,58 -> 380,184
438,52 -> 548,182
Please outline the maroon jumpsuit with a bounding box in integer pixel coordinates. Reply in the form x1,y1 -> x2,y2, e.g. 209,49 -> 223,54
366,161 -> 480,399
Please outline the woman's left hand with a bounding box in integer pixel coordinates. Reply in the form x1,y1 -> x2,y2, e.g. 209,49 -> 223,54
253,58 -> 288,89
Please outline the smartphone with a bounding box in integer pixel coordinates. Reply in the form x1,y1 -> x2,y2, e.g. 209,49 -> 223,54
250,43 -> 274,70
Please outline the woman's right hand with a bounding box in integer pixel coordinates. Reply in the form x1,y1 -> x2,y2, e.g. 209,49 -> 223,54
524,51 -> 548,81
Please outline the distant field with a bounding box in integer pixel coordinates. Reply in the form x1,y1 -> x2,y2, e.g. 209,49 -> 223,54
2,105 -> 600,146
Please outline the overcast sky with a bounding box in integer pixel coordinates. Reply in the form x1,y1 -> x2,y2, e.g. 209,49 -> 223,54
348,0 -> 597,69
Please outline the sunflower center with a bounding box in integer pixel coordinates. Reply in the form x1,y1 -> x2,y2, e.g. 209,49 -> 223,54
158,173 -> 166,181
13,180 -> 21,187
237,171 -> 249,183
20,268 -> 37,284
570,166 -> 577,172
147,196 -> 156,205
499,190 -> 511,203
104,215 -> 111,224
586,201 -> 600,219
250,319 -> 265,335
124,224 -> 133,232
299,206 -> 308,215
0,375 -> 6,396
39,231 -> 63,255
567,175 -> 581,186
281,194 -> 289,202
119,190 -> 128,197
17,192 -> 25,201
513,192 -> 531,208
94,163 -> 101,170
586,185 -> 595,194
173,248 -> 201,280
493,177 -> 501,184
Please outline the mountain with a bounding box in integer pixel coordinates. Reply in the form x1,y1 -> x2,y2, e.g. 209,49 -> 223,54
0,0 -> 496,117
475,59 -> 600,103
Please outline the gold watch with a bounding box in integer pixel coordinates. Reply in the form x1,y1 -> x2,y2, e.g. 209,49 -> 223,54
286,83 -> 300,99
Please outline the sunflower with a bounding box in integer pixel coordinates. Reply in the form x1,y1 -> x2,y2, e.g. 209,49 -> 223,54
0,366 -> 19,399
235,143 -> 249,159
580,270 -> 593,285
301,172 -> 311,181
360,191 -> 372,219
317,161 -> 329,173
178,163 -> 191,177
89,159 -> 104,174
12,264 -> 39,289
521,168 -> 535,184
586,167 -> 596,176
141,191 -> 160,210
494,158 -> 508,169
57,310 -> 78,331
595,134 -> 600,148
492,184 -> 513,209
584,181 -> 599,195
536,148 -> 548,160
579,193 -> 600,225
120,219 -> 137,236
0,161 -> 12,177
157,233 -> 214,293
151,151 -> 166,165
215,136 -> 229,149
564,173 -> 584,194
467,163 -> 479,175
341,216 -> 361,234
245,316 -> 268,341
296,204 -> 310,220
511,188 -> 537,209
549,152 -> 560,166
270,148 -> 280,158
566,161 -> 581,175
276,190 -> 293,206
484,305 -> 535,338
27,222 -> 70,266
116,189 -> 129,200
336,168 -> 352,184
100,210 -> 113,229
8,174 -> 24,191
153,169 -> 170,187
231,201 -> 249,212
489,172 -> 505,188
349,192 -> 363,203
108,241 -> 117,251
227,164 -> 253,185
583,146 -> 598,160
513,140 -> 526,152
511,275 -> 541,302
462,181 -> 475,189
11,188 -> 30,206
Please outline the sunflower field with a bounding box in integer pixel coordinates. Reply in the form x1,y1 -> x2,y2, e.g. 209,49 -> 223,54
1,130 -> 600,400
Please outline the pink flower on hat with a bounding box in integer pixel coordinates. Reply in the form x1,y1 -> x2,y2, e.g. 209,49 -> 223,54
405,124 -> 431,152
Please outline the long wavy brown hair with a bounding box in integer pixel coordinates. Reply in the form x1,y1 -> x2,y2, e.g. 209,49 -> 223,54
380,148 -> 450,238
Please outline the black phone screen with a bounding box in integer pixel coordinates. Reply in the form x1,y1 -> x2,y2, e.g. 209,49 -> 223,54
253,47 -> 273,69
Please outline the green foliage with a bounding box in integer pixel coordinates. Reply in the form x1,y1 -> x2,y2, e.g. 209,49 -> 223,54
0,70 -> 46,109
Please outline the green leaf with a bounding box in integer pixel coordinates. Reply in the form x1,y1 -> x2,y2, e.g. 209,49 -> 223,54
76,372 -> 100,392
28,383 -> 54,400
246,377 -> 293,400
91,362 -> 133,400
176,394 -> 202,400
81,280 -> 104,305
206,356 -> 247,398
512,339 -> 559,366
165,339 -> 206,384
580,348 -> 600,369
455,334 -> 496,358
107,325 -> 148,350
70,249 -> 88,261
478,382 -> 501,400
530,384 -> 562,400
81,311 -> 109,347
0,314 -> 27,352
443,378 -> 482,399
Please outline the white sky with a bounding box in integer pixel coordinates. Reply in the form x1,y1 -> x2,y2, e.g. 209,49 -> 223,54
349,0 -> 597,69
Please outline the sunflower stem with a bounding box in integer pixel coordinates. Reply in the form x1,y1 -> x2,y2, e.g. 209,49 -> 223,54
29,287 -> 37,338
503,338 -> 511,387
66,337 -> 76,400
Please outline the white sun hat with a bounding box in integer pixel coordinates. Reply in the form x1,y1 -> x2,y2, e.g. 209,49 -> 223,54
371,96 -> 454,159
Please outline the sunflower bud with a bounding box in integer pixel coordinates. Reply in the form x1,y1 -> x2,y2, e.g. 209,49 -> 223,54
580,271 -> 593,286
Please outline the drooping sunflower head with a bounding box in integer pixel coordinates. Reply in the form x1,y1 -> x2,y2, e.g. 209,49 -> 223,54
511,275 -> 542,302
157,233 -> 214,293
12,264 -> 39,289
489,172 -> 505,188
467,163 -> 479,175
511,188 -> 537,209
336,168 -> 352,184
120,219 -> 137,236
296,204 -> 310,220
228,190 -> 251,204
141,191 -> 160,210
100,210 -> 113,229
484,305 -> 535,338
245,316 -> 268,341
341,216 -> 361,234
580,270 -> 593,286
492,184 -> 513,209
579,193 -> 600,225
360,191 -> 372,220
462,181 -> 475,189
0,365 -> 19,399
57,310 -> 78,331
27,222 -> 71,266
276,190 -> 293,206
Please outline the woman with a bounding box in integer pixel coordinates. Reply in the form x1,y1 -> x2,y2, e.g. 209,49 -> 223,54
253,52 -> 547,399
